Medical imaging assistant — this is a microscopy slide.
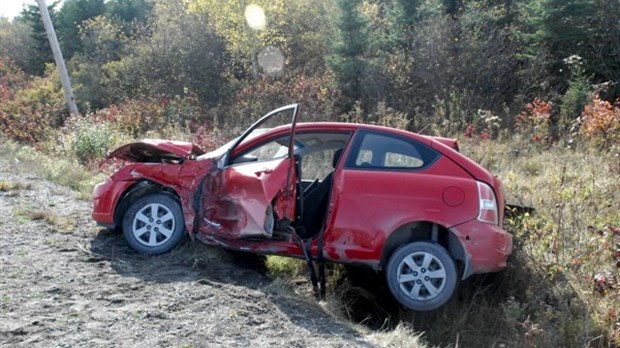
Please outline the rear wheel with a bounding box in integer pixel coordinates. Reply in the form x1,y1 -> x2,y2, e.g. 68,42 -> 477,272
122,193 -> 185,255
386,241 -> 457,311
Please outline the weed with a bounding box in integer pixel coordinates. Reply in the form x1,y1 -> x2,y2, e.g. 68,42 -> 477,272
262,278 -> 295,296
65,115 -> 123,164
0,180 -> 29,192
0,139 -> 106,199
367,323 -> 426,348
461,136 -> 619,347
13,207 -> 76,233
265,255 -> 306,279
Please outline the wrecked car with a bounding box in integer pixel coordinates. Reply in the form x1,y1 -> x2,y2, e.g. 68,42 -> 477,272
92,104 -> 513,311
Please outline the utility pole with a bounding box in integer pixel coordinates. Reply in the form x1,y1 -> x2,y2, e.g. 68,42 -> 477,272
36,0 -> 79,116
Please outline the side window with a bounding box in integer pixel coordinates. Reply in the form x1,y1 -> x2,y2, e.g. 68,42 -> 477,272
355,149 -> 373,166
346,131 -> 438,170
384,152 -> 423,168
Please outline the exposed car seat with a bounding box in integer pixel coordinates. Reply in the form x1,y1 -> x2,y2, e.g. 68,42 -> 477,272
296,148 -> 343,239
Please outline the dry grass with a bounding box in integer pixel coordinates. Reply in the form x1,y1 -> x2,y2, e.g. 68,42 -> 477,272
367,323 -> 427,348
0,140 -> 106,200
263,136 -> 619,347
19,209 -> 77,233
2,133 -> 618,346
450,137 -> 620,347
0,180 -> 30,192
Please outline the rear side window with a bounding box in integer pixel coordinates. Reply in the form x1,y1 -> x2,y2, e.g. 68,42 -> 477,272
345,131 -> 438,170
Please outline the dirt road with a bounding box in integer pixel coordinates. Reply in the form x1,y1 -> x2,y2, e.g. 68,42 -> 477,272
0,158 -> 377,347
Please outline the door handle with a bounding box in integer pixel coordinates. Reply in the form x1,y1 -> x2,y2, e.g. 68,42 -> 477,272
255,168 -> 274,176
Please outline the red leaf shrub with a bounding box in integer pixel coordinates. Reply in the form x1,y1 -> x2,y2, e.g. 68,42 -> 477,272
580,97 -> 620,148
0,60 -> 65,144
515,98 -> 553,143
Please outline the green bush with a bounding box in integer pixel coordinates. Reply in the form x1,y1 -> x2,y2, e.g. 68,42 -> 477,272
560,55 -> 590,131
67,116 -> 122,164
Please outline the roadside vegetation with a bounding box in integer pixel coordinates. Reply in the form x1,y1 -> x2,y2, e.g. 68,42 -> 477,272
1,0 -> 619,346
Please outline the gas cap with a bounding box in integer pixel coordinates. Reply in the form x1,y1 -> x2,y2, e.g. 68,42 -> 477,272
443,187 -> 465,207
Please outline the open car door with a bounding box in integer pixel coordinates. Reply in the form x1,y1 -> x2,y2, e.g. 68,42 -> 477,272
196,104 -> 299,239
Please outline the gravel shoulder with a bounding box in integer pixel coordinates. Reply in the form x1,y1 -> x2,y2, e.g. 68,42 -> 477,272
0,158 -> 376,347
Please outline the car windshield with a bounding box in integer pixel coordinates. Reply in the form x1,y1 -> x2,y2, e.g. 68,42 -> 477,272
198,128 -> 270,160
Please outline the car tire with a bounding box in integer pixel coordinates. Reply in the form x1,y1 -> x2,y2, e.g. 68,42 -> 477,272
386,241 -> 457,311
122,193 -> 186,255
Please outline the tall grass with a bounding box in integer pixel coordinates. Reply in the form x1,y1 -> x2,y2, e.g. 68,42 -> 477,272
262,136 -> 620,347
458,137 -> 620,346
0,140 -> 106,199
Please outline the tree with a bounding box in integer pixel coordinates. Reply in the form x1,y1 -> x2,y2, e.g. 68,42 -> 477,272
104,0 -> 229,106
327,0 -> 369,113
21,3 -> 58,75
187,0 -> 334,77
0,18 -> 38,74
515,0 -> 619,105
56,0 -> 106,59
70,16 -> 128,109
388,0 -> 422,51
105,0 -> 152,25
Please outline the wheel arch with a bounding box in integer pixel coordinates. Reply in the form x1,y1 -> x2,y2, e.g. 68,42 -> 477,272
379,221 -> 470,279
113,180 -> 181,228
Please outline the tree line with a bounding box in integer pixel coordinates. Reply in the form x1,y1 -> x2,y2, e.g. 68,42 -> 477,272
0,0 -> 619,136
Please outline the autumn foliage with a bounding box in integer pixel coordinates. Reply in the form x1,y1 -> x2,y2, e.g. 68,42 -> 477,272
515,98 -> 553,143
580,97 -> 620,148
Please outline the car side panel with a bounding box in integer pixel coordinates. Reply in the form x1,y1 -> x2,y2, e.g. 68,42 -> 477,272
323,155 -> 478,264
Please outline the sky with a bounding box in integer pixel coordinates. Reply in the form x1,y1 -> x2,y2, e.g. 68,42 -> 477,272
0,0 -> 65,20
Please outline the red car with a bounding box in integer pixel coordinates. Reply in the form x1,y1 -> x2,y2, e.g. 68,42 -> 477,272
92,104 -> 512,311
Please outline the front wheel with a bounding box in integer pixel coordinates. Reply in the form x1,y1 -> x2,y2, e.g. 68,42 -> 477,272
122,193 -> 186,255
386,241 -> 457,311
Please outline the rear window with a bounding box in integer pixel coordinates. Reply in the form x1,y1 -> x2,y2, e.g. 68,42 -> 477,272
346,131 -> 438,170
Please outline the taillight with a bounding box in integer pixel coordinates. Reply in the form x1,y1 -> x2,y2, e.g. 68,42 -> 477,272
477,181 -> 498,225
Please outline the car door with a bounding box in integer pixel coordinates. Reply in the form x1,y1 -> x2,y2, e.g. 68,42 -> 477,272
196,104 -> 299,239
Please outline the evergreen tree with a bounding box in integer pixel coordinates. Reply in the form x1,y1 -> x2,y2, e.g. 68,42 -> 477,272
541,0 -> 596,65
443,0 -> 462,16
388,0 -> 422,51
105,0 -> 152,24
21,3 -> 58,75
56,0 -> 106,59
518,0 -> 617,91
327,0 -> 369,113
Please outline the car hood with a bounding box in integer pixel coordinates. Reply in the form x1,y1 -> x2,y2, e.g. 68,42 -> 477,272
108,139 -> 205,162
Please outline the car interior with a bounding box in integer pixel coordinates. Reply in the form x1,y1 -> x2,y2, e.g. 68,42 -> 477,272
231,131 -> 352,240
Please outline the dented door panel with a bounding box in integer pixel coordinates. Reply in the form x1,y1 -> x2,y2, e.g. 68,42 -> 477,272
196,157 -> 296,239
192,104 -> 299,240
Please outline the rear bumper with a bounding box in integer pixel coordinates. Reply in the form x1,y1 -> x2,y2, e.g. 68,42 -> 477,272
451,219 -> 513,278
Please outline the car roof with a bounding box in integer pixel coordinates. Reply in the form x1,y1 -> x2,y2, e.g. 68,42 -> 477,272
232,121 -> 435,154
278,122 -> 433,144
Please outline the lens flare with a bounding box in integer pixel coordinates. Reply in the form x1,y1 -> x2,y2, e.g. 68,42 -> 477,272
244,4 -> 266,30
258,46 -> 284,76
